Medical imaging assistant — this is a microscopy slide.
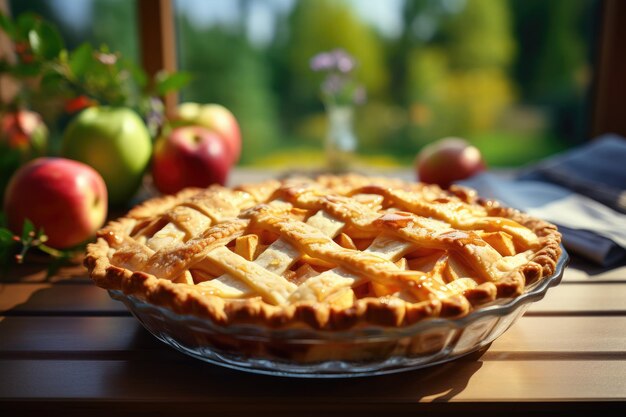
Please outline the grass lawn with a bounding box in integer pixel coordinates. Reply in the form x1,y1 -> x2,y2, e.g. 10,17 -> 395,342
468,131 -> 571,167
245,131 -> 572,169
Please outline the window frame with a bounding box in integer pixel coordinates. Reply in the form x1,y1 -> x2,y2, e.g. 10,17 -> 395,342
591,0 -> 626,138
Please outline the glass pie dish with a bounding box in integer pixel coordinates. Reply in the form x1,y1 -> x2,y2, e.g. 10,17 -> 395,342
109,248 -> 568,378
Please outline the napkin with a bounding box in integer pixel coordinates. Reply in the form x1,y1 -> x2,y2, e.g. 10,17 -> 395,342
519,134 -> 626,213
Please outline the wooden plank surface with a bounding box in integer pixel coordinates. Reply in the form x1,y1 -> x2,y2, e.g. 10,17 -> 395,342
0,317 -> 149,353
1,316 -> 624,355
526,283 -> 626,314
489,316 -> 626,353
0,304 -> 624,405
0,284 -> 127,315
0,357 -> 624,402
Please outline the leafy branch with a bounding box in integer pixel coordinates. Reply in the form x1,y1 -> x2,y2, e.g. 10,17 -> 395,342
0,214 -> 74,278
0,11 -> 190,123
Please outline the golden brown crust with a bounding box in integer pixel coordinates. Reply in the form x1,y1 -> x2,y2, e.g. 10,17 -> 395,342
84,174 -> 562,330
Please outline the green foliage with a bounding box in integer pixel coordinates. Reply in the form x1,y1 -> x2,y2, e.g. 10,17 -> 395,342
510,0 -> 593,100
177,21 -> 281,164
155,71 -> 192,97
0,12 -> 63,79
59,44 -> 139,106
91,0 -> 140,65
0,215 -> 72,277
402,0 -> 517,146
508,0 -> 598,143
443,0 -> 515,70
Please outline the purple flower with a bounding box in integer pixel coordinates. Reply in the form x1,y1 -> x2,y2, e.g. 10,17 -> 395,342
332,49 -> 355,73
310,48 -> 356,73
310,52 -> 335,72
310,48 -> 365,106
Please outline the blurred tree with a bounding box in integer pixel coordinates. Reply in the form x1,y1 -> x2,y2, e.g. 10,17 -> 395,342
509,0 -> 593,101
176,16 -> 281,164
388,0 -> 436,106
403,0 -> 516,143
284,0 -> 388,113
442,0 -> 515,70
509,0 -> 599,144
91,0 -> 139,64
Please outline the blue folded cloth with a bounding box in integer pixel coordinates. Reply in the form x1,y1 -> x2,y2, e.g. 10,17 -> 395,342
519,134 -> 626,213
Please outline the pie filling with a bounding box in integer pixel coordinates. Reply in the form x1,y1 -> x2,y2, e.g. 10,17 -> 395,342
85,174 -> 561,329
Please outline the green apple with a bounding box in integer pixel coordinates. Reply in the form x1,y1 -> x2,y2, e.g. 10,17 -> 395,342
61,106 -> 152,206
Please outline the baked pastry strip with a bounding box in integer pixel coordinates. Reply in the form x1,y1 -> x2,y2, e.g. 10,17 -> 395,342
369,186 -> 540,250
197,209 -> 346,302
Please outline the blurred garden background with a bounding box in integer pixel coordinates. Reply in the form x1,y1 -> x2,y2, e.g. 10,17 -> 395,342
8,0 -> 600,168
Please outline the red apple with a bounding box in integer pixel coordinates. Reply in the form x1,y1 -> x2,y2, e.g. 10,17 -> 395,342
174,103 -> 241,164
416,137 -> 486,188
1,110 -> 49,201
152,126 -> 232,195
3,157 -> 108,249
1,110 -> 48,157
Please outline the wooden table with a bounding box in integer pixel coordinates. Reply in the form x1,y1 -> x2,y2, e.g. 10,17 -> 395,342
1,170 -> 625,416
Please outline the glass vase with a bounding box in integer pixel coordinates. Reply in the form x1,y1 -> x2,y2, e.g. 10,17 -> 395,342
325,105 -> 357,172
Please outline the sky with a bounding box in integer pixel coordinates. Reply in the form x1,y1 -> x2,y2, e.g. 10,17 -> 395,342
49,0 -> 406,46
175,0 -> 405,42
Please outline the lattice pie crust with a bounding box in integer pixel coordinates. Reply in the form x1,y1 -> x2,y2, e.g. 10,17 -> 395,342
85,174 -> 561,330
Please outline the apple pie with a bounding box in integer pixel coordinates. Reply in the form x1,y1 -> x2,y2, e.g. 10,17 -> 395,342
85,174 -> 562,332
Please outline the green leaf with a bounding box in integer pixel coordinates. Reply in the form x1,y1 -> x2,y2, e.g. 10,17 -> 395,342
37,21 -> 64,59
125,60 -> 148,89
69,42 -> 93,77
0,228 -> 13,244
0,59 -> 12,73
0,13 -> 15,37
155,71 -> 191,96
21,219 -> 35,242
16,13 -> 39,38
40,71 -> 67,94
28,23 -> 63,60
11,61 -> 42,77
0,226 -> 17,274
